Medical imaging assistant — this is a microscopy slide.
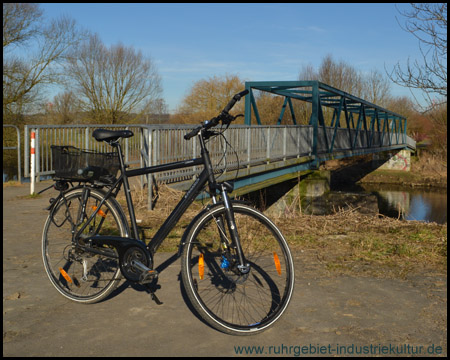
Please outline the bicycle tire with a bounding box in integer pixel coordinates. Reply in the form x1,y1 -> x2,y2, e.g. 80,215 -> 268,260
42,187 -> 129,304
181,202 -> 295,335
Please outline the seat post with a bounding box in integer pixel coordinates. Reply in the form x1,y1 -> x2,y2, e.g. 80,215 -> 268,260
114,141 -> 140,242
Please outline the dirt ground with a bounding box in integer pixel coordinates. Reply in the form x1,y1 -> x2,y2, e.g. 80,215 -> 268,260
3,181 -> 447,357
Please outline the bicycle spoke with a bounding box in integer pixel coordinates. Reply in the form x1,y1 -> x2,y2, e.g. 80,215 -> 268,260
182,203 -> 294,335
42,188 -> 126,303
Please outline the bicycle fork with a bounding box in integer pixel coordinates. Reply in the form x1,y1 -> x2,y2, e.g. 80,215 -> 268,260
213,184 -> 250,275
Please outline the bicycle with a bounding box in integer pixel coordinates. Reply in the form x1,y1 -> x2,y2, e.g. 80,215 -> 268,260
41,90 -> 295,335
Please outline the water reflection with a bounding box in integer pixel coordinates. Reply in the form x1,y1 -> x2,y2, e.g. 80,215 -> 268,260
362,185 -> 447,224
405,191 -> 447,224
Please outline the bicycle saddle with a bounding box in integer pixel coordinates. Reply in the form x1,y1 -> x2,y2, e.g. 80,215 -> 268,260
92,128 -> 134,142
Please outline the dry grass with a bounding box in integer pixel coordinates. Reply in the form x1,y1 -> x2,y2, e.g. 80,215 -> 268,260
119,183 -> 447,278
360,152 -> 447,188
116,183 -> 204,251
3,181 -> 23,187
411,151 -> 447,181
275,206 -> 447,278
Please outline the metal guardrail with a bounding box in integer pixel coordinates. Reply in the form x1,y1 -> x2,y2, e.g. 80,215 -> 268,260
24,124 -> 145,180
24,123 -> 413,180
23,124 -> 315,181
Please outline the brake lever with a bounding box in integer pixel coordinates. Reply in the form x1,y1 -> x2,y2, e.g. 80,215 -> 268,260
202,130 -> 220,140
221,113 -> 237,125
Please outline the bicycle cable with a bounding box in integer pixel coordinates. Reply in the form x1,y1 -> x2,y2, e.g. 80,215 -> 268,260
206,119 -> 240,186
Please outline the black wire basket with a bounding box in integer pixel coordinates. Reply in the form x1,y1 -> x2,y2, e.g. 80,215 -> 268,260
51,145 -> 120,183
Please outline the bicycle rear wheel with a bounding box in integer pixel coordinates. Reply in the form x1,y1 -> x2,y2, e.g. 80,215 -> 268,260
181,202 -> 295,335
42,187 -> 129,303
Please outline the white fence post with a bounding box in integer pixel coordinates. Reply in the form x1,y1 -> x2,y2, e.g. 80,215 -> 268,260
30,131 -> 35,194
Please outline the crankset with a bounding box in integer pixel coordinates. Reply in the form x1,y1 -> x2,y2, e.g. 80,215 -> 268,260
120,246 -> 155,283
120,246 -> 162,305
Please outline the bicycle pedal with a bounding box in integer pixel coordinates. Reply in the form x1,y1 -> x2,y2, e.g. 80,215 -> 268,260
139,269 -> 158,284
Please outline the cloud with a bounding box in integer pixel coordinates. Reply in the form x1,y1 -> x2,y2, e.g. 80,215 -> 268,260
306,25 -> 326,33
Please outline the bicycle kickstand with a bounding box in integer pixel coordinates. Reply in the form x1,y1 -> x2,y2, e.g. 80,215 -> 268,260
144,281 -> 163,306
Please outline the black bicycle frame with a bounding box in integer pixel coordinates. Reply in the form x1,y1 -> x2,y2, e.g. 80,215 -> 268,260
133,164 -> 211,254
74,132 -> 227,258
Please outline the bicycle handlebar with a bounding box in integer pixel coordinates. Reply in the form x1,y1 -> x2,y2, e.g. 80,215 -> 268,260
184,89 -> 249,140
222,89 -> 249,114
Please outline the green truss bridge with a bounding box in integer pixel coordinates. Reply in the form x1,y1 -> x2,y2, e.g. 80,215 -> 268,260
25,81 -> 415,208
232,80 -> 416,191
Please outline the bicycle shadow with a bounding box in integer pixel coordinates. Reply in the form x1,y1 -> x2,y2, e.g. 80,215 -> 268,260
103,252 -> 179,299
101,251 -> 212,329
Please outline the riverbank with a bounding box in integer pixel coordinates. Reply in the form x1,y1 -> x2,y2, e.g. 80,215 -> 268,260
321,151 -> 446,189
119,182 -> 447,281
360,152 -> 446,188
276,210 -> 446,279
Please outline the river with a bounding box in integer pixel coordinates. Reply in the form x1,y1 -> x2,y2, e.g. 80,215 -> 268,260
335,183 -> 447,225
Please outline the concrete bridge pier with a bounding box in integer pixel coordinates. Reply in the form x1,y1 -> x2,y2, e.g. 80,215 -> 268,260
373,149 -> 412,172
264,170 -> 331,217
263,168 -> 380,217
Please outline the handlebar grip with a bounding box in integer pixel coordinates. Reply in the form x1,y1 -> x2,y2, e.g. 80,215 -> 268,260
184,126 -> 202,140
237,89 -> 249,98
184,117 -> 219,140
184,90 -> 249,141
222,89 -> 249,114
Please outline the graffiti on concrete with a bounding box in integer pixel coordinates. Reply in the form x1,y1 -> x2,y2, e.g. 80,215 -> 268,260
374,150 -> 411,171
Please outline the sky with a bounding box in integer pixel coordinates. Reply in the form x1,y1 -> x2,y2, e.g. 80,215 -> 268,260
38,3 -> 426,113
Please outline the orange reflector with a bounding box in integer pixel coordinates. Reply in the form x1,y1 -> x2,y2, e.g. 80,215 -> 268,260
198,254 -> 204,280
92,206 -> 106,218
59,268 -> 73,284
273,252 -> 282,275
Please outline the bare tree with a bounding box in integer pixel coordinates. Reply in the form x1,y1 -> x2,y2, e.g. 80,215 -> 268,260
176,74 -> 244,123
387,3 -> 447,108
298,63 -> 318,82
3,3 -> 42,48
299,55 -> 393,106
67,34 -> 164,124
45,90 -> 82,124
142,98 -> 168,124
317,54 -> 363,97
3,3 -> 85,118
361,69 -> 392,107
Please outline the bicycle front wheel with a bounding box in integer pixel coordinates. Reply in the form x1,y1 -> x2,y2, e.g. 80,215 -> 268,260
42,187 -> 129,304
181,202 -> 295,335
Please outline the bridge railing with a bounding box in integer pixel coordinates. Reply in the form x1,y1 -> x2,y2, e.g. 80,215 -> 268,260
24,123 -> 412,208
23,124 -> 316,183
24,124 -> 145,179
24,123 -> 412,182
316,127 -> 410,154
